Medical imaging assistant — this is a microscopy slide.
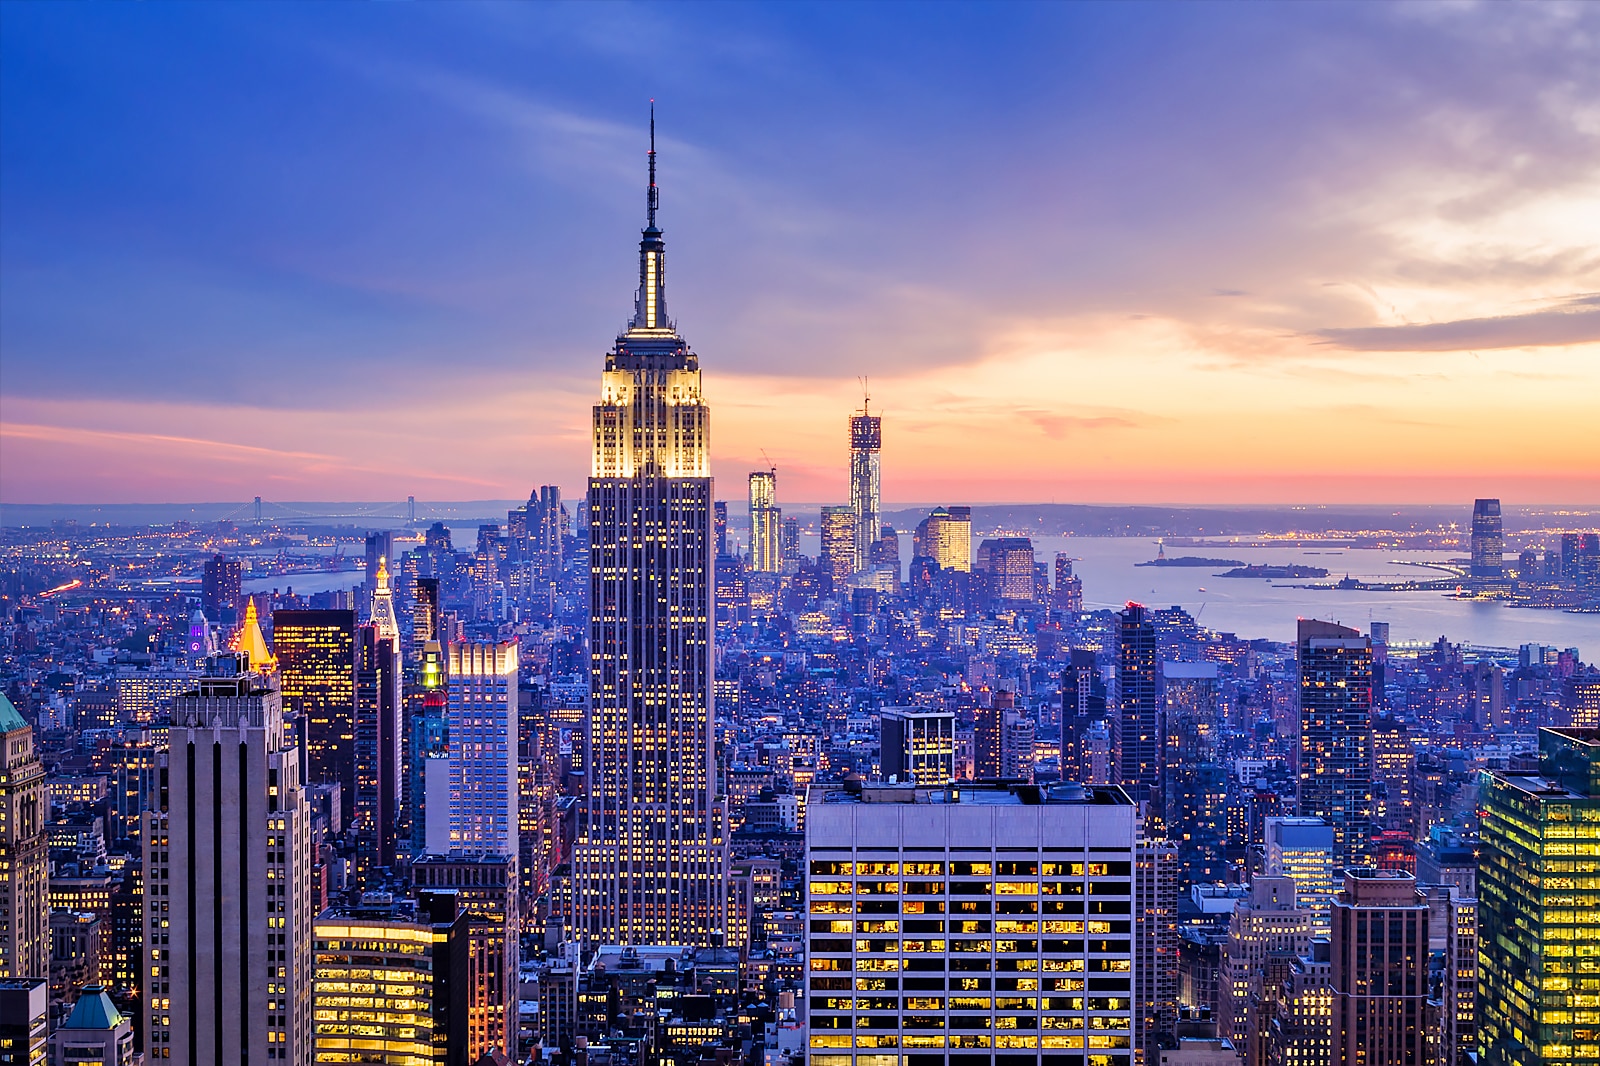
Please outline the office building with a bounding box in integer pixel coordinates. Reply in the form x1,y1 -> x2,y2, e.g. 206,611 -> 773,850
1053,555 -> 1083,613
274,609 -> 358,825
201,554 -> 242,627
1001,710 -> 1037,782
821,505 -> 858,587
446,642 -> 518,855
1135,840 -> 1180,1059
50,984 -> 133,1066
354,623 -> 402,878
1295,620 -> 1373,874
977,538 -> 1036,604
1263,818 -> 1337,936
575,120 -> 726,948
144,654 -> 313,1066
311,892 -> 469,1066
1330,870 -> 1427,1066
1437,891 -> 1477,1066
1479,727 -> 1600,1066
1220,878 -> 1310,1051
850,401 -> 882,574
974,689 -> 1014,780
0,979 -> 46,1066
1263,939 -> 1331,1066
749,469 -> 781,573
805,780 -> 1139,1066
915,506 -> 972,573
0,695 -> 47,982
1470,498 -> 1503,578
1119,604 -> 1162,818
411,854 -> 518,1059
879,707 -> 956,785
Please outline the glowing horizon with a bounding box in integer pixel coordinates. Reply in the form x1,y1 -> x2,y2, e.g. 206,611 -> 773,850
3,5 -> 1598,506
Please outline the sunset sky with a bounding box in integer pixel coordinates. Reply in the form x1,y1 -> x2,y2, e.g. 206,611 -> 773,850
3,3 -> 1598,505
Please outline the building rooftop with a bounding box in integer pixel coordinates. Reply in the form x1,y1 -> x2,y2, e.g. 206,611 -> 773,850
813,780 -> 1131,806
60,985 -> 124,1030
0,692 -> 27,732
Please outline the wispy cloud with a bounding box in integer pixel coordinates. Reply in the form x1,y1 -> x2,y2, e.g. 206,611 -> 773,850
1315,294 -> 1600,351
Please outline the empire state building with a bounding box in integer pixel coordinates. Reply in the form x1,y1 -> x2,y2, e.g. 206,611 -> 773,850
574,116 -> 726,946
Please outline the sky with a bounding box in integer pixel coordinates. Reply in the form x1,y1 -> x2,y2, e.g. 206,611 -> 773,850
2,3 -> 1598,507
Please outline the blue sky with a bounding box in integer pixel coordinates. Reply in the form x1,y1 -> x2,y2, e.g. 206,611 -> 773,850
3,3 -> 1597,503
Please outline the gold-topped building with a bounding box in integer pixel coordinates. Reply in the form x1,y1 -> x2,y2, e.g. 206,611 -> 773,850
573,111 -> 726,947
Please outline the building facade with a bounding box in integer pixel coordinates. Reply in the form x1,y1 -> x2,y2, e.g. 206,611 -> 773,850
1479,727 -> 1600,1066
849,404 -> 882,575
1295,620 -> 1374,874
749,469 -> 781,573
1329,869 -> 1427,1066
0,695 -> 47,982
805,780 -> 1139,1066
879,707 -> 956,786
575,122 -> 726,947
445,642 -> 518,856
273,609 -> 358,826
144,655 -> 314,1066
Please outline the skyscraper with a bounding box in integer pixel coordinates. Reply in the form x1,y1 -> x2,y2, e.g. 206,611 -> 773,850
144,654 -> 313,1066
1479,727 -> 1600,1066
805,780 -> 1138,1066
354,623 -> 402,876
849,400 -> 882,574
748,468 -> 780,573
201,554 -> 242,627
575,114 -> 725,947
446,642 -> 518,855
410,854 -> 518,1059
1118,603 -> 1162,817
819,505 -> 857,587
1295,620 -> 1374,874
0,695 -> 47,981
1330,869 -> 1428,1066
1264,816 -> 1337,936
1470,497 -> 1504,578
976,537 -> 1036,603
273,608 -> 358,825
914,506 -> 972,572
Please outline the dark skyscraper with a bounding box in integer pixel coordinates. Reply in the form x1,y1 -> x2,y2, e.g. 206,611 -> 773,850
354,623 -> 401,875
1471,497 -> 1504,577
200,554 -> 241,627
1331,869 -> 1428,1066
1118,603 -> 1161,814
713,500 -> 729,558
274,608 -> 358,824
1296,619 -> 1374,874
574,114 -> 725,946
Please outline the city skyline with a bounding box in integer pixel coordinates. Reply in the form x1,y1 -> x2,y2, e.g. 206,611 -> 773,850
4,4 -> 1599,505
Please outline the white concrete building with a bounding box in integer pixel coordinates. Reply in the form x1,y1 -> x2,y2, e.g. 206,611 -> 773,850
805,781 -> 1139,1066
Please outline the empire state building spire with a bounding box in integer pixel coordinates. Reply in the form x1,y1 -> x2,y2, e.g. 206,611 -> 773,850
578,106 -> 726,947
631,102 -> 668,331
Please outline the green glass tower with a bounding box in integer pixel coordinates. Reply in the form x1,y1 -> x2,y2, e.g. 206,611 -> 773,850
1479,727 -> 1600,1066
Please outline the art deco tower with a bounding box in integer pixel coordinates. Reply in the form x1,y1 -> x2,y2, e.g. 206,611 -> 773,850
575,113 -> 726,946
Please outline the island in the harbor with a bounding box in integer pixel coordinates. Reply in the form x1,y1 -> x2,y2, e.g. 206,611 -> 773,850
1219,563 -> 1330,579
1136,555 -> 1246,568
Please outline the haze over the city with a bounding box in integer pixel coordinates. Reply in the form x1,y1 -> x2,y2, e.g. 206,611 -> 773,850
3,3 -> 1598,504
